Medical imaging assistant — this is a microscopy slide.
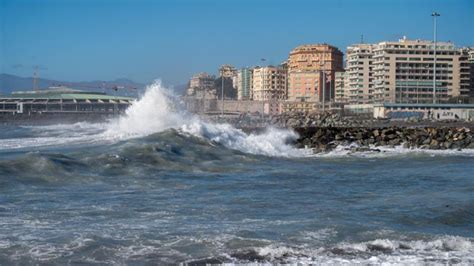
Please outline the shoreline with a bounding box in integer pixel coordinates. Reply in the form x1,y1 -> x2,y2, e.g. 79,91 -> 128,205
292,126 -> 474,153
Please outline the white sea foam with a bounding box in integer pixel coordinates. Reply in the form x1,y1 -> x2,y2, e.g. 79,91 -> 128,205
106,80 -> 186,137
104,80 -> 305,157
2,80 -> 473,158
247,235 -> 474,265
311,143 -> 474,158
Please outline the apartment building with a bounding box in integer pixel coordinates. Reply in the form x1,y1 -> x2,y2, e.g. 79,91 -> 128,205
235,67 -> 253,100
187,72 -> 216,99
343,37 -> 472,104
219,64 -> 237,78
372,37 -> 471,104
346,44 -> 375,104
252,66 -> 287,101
334,71 -> 348,103
468,48 -> 474,98
287,44 -> 344,102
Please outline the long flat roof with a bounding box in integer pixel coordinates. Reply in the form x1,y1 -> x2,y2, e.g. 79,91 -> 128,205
375,103 -> 474,109
0,92 -> 135,101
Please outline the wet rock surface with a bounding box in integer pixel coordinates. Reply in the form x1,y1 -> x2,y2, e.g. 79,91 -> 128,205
293,126 -> 473,153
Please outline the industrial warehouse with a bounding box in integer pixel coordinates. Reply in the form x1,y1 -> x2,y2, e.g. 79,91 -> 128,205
0,86 -> 135,124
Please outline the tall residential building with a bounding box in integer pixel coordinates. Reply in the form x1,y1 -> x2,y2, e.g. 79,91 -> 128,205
219,64 -> 237,78
334,71 -> 348,103
466,48 -> 474,98
371,37 -> 471,104
187,72 -> 216,99
287,44 -> 344,102
252,66 -> 287,101
235,67 -> 253,100
346,44 -> 375,104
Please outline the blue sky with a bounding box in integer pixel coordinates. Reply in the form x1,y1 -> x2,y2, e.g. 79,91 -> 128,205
1,0 -> 473,86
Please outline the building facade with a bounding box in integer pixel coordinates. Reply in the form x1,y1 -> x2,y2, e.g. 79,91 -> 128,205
287,44 -> 344,102
346,44 -> 375,104
468,48 -> 474,99
187,72 -> 216,99
371,37 -> 471,104
343,37 -> 472,104
235,67 -> 253,100
334,71 -> 348,103
219,64 -> 237,78
252,66 -> 287,101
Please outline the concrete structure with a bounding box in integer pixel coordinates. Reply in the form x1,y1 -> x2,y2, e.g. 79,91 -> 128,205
184,98 -> 285,115
187,72 -> 216,99
373,103 -> 474,121
252,66 -> 287,102
235,67 -> 253,100
468,48 -> 474,98
343,38 -> 472,104
0,87 -> 134,118
219,64 -> 237,78
334,71 -> 348,103
371,37 -> 471,104
287,44 -> 344,102
346,44 -> 375,104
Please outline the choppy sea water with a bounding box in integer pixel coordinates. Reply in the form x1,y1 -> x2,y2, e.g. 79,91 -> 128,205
0,82 -> 473,265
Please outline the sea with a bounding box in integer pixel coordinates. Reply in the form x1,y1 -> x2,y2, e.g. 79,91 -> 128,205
0,81 -> 473,265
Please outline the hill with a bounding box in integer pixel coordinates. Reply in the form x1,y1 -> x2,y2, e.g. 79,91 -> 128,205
0,73 -> 145,97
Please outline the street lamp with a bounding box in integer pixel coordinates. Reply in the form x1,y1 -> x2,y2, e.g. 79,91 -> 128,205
320,54 -> 326,113
432,12 -> 440,104
221,70 -> 224,117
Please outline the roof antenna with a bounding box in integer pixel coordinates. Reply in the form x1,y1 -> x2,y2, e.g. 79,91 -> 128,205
360,34 -> 364,44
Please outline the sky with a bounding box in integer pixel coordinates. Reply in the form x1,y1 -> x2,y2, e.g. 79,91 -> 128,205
1,0 -> 473,87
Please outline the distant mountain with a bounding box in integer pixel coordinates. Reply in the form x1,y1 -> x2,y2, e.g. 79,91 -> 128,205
0,73 -> 146,97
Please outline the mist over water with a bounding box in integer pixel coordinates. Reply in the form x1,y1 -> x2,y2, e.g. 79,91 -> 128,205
0,80 -> 473,264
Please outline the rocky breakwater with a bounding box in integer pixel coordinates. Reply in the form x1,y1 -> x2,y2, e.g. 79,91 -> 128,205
294,127 -> 474,153
272,112 -> 374,128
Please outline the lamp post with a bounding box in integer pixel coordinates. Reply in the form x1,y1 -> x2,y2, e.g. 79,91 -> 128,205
320,55 -> 326,113
432,12 -> 440,104
221,69 -> 224,117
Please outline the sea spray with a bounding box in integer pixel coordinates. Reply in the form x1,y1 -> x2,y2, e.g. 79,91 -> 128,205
107,80 -> 187,137
106,80 -> 305,157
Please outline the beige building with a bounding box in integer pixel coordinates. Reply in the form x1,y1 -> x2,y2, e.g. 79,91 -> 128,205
252,66 -> 287,101
187,72 -> 216,99
371,37 -> 471,104
334,71 -> 348,103
346,44 -> 375,104
287,44 -> 344,102
219,64 -> 237,78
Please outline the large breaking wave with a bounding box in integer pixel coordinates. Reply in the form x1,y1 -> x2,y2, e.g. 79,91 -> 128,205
106,80 -> 304,157
0,81 -> 304,157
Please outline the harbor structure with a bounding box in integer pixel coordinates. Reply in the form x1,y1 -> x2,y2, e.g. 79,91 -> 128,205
287,44 -> 344,102
0,86 -> 134,123
373,103 -> 474,120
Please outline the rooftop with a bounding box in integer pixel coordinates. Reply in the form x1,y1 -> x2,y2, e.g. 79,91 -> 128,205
1,87 -> 135,101
375,103 -> 474,109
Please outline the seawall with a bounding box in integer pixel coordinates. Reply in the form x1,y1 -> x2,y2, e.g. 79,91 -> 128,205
293,126 -> 474,153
